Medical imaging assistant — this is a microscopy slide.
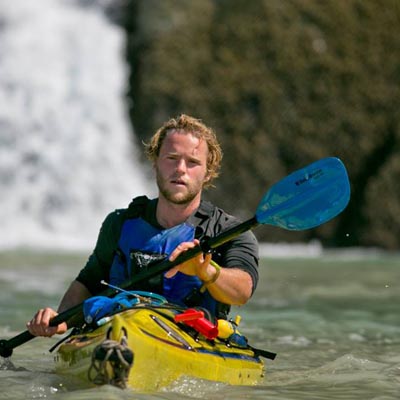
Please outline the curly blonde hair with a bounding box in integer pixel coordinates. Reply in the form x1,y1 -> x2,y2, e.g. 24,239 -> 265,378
145,114 -> 223,188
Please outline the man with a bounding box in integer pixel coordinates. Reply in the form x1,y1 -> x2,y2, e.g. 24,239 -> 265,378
27,114 -> 259,337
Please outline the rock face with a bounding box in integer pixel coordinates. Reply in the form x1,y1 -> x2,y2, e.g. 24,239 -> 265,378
119,1 -> 400,248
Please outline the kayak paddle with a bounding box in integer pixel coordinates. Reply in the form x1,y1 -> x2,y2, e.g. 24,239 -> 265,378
0,157 -> 350,358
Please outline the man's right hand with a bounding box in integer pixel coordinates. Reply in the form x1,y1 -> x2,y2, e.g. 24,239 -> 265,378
26,307 -> 67,337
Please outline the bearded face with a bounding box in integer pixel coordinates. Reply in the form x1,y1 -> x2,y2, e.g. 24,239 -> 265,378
155,130 -> 209,206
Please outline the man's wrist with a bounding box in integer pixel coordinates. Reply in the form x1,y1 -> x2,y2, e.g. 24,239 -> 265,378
200,260 -> 221,292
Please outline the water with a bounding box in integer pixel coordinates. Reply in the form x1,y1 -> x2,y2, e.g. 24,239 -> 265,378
1,249 -> 399,399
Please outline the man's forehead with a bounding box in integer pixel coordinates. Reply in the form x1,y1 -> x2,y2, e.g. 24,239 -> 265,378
161,130 -> 207,155
164,130 -> 202,144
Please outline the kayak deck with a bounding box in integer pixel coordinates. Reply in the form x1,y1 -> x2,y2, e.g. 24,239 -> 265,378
54,304 -> 265,391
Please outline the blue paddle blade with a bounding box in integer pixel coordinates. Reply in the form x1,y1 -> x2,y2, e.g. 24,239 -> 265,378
255,157 -> 350,230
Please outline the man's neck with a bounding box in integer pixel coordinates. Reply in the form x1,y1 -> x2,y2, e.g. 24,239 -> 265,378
156,196 -> 201,228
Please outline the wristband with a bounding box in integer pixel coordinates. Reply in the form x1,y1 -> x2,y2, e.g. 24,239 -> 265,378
200,260 -> 221,293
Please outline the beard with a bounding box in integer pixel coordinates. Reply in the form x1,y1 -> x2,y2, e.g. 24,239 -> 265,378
156,174 -> 200,205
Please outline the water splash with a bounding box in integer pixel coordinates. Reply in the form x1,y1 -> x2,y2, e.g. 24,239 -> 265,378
0,1 -> 154,251
0,357 -> 26,371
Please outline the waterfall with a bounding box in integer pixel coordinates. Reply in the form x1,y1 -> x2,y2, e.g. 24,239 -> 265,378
0,0 -> 155,250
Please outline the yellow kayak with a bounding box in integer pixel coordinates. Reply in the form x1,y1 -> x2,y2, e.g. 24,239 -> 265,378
54,294 -> 271,391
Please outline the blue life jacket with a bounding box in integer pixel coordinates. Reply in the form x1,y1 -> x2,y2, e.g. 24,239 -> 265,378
109,216 -> 217,314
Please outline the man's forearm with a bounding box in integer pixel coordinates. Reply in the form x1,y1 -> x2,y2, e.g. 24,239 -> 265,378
205,267 -> 253,306
57,280 -> 92,313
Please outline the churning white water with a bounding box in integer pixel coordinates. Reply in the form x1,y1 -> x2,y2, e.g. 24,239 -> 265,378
0,0 -> 154,251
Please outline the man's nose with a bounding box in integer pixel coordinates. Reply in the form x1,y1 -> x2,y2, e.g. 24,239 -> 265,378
175,158 -> 186,172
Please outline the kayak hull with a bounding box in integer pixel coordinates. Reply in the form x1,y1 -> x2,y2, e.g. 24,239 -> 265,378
54,306 -> 265,391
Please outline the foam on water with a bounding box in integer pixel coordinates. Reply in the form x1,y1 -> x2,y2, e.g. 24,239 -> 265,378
0,0 -> 154,251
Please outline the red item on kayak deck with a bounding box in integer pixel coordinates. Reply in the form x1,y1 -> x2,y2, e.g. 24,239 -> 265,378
174,309 -> 219,340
